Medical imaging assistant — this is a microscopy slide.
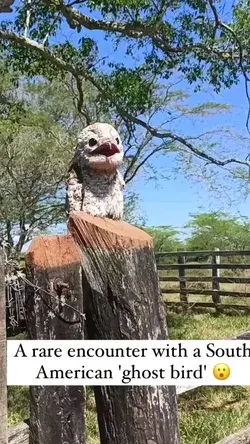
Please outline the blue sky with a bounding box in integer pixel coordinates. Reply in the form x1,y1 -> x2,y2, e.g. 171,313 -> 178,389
135,78 -> 250,228
135,92 -> 250,229
65,7 -> 250,230
2,2 -> 250,233
133,78 -> 249,228
72,22 -> 250,229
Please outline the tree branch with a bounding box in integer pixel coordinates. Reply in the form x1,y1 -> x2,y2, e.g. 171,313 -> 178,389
0,0 -> 15,13
0,28 -> 249,171
47,0 -> 155,37
208,0 -> 250,131
125,143 -> 171,184
24,0 -> 32,38
45,0 -> 237,60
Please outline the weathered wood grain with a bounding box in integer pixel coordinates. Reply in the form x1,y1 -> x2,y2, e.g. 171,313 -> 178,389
212,248 -> 221,305
69,212 -> 180,444
178,253 -> 188,303
26,235 -> 85,444
8,422 -> 29,444
0,250 -> 7,444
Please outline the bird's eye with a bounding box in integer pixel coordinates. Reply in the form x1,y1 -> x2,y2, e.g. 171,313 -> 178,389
116,137 -> 120,145
89,138 -> 97,147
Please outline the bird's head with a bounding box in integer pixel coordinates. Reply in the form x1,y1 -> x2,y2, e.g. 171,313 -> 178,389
75,122 -> 124,172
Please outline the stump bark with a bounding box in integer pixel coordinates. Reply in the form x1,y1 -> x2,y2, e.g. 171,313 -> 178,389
0,250 -> 7,444
25,235 -> 85,444
69,212 -> 180,444
8,422 -> 29,444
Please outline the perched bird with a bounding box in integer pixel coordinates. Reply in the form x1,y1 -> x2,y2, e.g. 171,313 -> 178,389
66,122 -> 125,220
0,0 -> 15,12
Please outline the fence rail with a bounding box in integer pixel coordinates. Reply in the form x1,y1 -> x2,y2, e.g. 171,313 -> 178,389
5,249 -> 250,331
156,249 -> 250,257
156,249 -> 250,311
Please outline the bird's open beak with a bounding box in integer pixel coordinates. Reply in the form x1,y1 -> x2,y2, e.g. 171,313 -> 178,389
91,142 -> 120,157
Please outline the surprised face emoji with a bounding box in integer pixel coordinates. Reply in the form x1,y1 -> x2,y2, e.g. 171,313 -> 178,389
213,363 -> 230,381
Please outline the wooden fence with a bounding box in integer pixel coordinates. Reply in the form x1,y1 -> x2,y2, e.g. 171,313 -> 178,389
6,249 -> 250,334
156,249 -> 250,311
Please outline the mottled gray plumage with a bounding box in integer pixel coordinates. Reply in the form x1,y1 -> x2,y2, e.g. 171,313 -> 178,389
66,123 -> 124,219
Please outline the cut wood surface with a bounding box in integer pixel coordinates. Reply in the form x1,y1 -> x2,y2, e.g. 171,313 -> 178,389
68,212 -> 180,444
26,234 -> 81,268
69,211 -> 153,250
26,235 -> 85,444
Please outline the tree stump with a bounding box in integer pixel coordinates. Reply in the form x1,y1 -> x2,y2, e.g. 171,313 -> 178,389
8,422 -> 29,444
69,212 -> 180,444
0,250 -> 7,444
25,235 -> 85,444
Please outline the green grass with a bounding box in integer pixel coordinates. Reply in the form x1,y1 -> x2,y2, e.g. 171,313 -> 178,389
167,310 -> 250,443
179,386 -> 250,444
8,310 -> 250,444
8,386 -> 29,425
166,311 -> 250,339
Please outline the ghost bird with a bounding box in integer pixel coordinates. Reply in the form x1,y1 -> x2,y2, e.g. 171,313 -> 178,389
66,122 -> 125,220
0,0 -> 15,12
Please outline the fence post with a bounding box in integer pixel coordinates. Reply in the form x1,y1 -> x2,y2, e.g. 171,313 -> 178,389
69,212 -> 180,444
178,252 -> 188,305
25,235 -> 86,444
0,249 -> 7,444
212,248 -> 221,307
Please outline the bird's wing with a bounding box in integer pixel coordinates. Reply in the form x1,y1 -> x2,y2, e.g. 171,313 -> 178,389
66,165 -> 84,215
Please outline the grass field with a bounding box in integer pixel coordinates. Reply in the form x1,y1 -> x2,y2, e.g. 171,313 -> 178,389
8,309 -> 250,444
167,311 -> 250,443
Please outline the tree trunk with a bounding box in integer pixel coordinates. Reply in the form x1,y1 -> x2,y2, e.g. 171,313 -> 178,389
8,422 -> 29,444
0,249 -> 7,444
69,212 -> 180,444
25,235 -> 85,444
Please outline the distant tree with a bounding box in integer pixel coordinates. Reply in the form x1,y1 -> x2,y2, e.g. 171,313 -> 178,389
123,191 -> 146,226
186,212 -> 250,251
143,225 -> 183,253
0,76 -> 70,258
1,60 -> 231,258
